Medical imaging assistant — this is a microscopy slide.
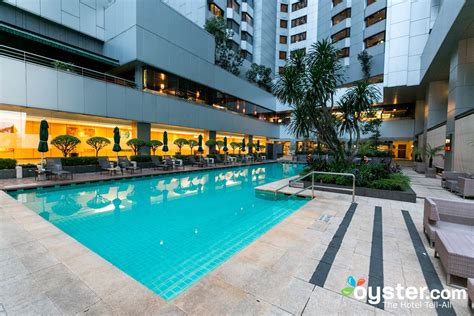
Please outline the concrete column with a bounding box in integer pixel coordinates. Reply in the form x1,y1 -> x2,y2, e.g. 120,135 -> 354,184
133,122 -> 151,155
208,131 -> 216,154
445,37 -> 474,171
135,65 -> 143,89
247,135 -> 253,153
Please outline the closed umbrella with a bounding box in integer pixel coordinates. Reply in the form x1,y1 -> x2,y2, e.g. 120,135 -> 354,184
197,135 -> 204,153
241,138 -> 246,153
113,127 -> 121,161
162,131 -> 169,153
223,137 -> 228,152
38,118 -> 49,166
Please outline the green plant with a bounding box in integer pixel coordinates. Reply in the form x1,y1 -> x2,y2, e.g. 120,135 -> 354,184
173,138 -> 189,154
368,173 -> 410,191
126,138 -> 146,156
230,142 -> 240,154
147,140 -> 163,156
52,60 -> 75,72
187,140 -> 198,154
424,144 -> 444,168
204,16 -> 243,75
51,135 -> 81,157
412,146 -> 424,162
60,157 -> 98,166
216,140 -> 224,152
205,139 -> 217,153
246,63 -> 273,92
0,158 -> 16,170
86,137 -> 111,157
130,155 -> 152,163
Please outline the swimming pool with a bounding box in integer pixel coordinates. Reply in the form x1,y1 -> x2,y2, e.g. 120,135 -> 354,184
10,163 -> 307,300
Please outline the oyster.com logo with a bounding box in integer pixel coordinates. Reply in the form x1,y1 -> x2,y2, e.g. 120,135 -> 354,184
341,275 -> 365,296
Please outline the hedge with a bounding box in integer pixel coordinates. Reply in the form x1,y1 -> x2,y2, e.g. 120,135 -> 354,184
0,158 -> 17,170
60,157 -> 98,166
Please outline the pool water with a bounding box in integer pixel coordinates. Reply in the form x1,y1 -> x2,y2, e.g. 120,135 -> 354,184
10,163 -> 307,300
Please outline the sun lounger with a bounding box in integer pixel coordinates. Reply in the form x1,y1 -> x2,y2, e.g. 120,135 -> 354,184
45,158 -> 73,180
118,156 -> 142,174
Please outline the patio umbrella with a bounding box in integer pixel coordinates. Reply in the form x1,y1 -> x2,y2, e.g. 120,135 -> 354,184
38,118 -> 49,166
241,138 -> 246,152
162,131 -> 169,153
197,135 -> 204,153
113,127 -> 121,161
223,137 -> 228,152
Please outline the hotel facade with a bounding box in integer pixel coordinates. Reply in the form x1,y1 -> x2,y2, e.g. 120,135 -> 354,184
0,0 -> 473,173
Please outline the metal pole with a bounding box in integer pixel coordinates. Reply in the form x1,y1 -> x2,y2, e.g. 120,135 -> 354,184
311,172 -> 314,199
352,175 -> 355,203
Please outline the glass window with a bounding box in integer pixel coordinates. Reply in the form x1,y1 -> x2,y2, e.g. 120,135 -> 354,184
278,66 -> 285,74
331,28 -> 350,43
241,50 -> 253,62
337,47 -> 350,58
227,19 -> 240,33
291,31 -> 306,43
365,9 -> 386,27
280,19 -> 288,28
365,31 -> 385,48
242,0 -> 254,7
280,3 -> 288,12
279,51 -> 287,60
367,0 -> 377,5
242,12 -> 253,26
279,35 -> 288,44
208,3 -> 224,17
227,0 -> 240,12
292,0 -> 307,12
291,15 -> 307,27
332,8 -> 351,26
241,31 -> 253,44
333,0 -> 343,6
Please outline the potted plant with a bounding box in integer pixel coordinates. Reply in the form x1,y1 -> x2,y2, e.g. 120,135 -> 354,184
424,144 -> 443,178
412,146 -> 425,173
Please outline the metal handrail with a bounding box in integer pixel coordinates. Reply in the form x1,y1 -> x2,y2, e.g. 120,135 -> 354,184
275,171 -> 356,203
0,45 -> 136,88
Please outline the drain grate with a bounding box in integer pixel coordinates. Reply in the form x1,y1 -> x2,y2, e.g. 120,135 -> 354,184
319,214 -> 332,223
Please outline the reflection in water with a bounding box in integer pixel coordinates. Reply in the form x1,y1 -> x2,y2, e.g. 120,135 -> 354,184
87,191 -> 111,210
51,195 -> 82,216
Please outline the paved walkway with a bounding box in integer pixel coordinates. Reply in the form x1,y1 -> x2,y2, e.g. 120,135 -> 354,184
1,167 -> 472,315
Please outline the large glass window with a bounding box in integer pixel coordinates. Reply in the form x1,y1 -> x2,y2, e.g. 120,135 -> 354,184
280,3 -> 288,12
241,31 -> 253,44
337,47 -> 350,58
208,3 -> 224,17
331,28 -> 350,43
241,50 -> 253,62
227,19 -> 240,33
280,19 -> 288,28
291,15 -> 307,27
242,12 -> 253,26
143,68 -> 275,121
365,31 -> 385,48
332,8 -> 351,26
279,51 -> 287,60
292,0 -> 307,11
365,9 -> 386,27
367,0 -> 377,5
280,35 -> 288,44
290,32 -> 306,43
332,0 -> 343,6
227,0 -> 240,12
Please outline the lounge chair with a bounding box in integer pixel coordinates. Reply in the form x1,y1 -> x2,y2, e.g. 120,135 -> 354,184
423,197 -> 474,247
118,156 -> 142,174
468,278 -> 473,309
98,157 -> 121,175
151,156 -> 171,170
188,155 -> 205,167
45,158 -> 73,180
441,171 -> 469,191
456,177 -> 474,199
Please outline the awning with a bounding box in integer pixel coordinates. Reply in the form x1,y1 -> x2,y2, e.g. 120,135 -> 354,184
0,22 -> 119,67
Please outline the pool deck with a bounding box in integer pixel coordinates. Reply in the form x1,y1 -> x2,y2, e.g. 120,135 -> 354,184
1,167 -> 472,315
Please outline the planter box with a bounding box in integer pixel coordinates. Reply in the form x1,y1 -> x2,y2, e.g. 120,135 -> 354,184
415,162 -> 425,173
298,181 -> 417,203
136,162 -> 155,168
63,165 -> 99,174
0,169 -> 16,179
425,168 -> 437,178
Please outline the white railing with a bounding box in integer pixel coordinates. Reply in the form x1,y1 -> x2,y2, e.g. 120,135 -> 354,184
274,171 -> 356,202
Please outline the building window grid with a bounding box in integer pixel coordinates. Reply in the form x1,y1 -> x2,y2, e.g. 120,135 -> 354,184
331,28 -> 350,43
292,0 -> 307,12
364,31 -> 385,48
337,47 -> 350,58
365,9 -> 386,27
332,8 -> 351,26
209,3 -> 224,17
291,15 -> 307,28
290,32 -> 306,43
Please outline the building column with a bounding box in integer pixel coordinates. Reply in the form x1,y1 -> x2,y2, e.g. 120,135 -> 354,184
133,122 -> 151,155
208,130 -> 216,154
247,135 -> 253,153
445,37 -> 474,172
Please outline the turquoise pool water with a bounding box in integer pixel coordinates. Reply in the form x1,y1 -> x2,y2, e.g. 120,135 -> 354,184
10,163 -> 307,300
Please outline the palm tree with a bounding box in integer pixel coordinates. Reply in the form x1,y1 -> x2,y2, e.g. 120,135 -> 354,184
424,144 -> 444,168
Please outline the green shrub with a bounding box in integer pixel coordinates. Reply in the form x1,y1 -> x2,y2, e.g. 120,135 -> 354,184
0,158 -> 17,170
174,154 -> 190,160
368,173 -> 410,191
51,135 -> 81,157
61,157 -> 98,166
130,155 -> 152,162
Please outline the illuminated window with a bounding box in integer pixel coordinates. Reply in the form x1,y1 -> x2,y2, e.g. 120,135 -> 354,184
292,0 -> 307,12
331,28 -> 350,43
333,0 -> 343,6
290,32 -> 306,43
242,12 -> 253,26
280,19 -> 288,28
227,0 -> 240,12
280,35 -> 288,44
367,0 -> 377,5
278,66 -> 285,74
365,9 -> 386,27
332,8 -> 351,26
337,47 -> 350,58
280,3 -> 288,12
291,15 -> 307,27
208,3 -> 223,16
279,51 -> 287,60
365,31 -> 385,48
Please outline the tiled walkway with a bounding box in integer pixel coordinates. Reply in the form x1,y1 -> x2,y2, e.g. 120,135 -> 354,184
1,166 -> 473,315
